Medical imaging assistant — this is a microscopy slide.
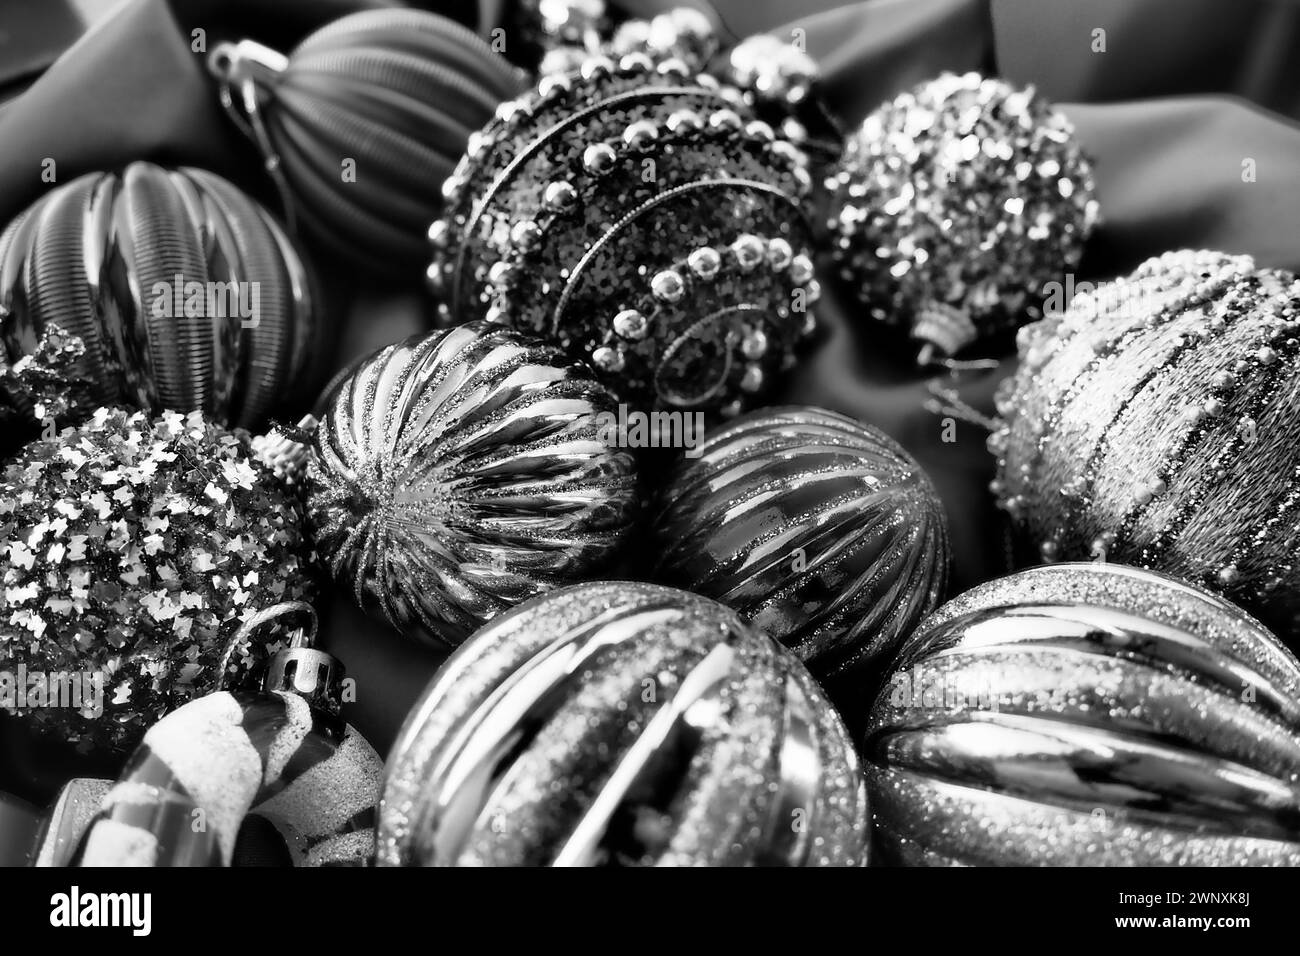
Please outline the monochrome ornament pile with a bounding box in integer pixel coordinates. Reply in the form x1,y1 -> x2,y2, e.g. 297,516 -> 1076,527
828,72 -> 1099,358
991,250 -> 1300,640
304,324 -> 639,648
650,406 -> 948,678
865,563 -> 1300,866
430,52 -> 821,415
378,581 -> 868,866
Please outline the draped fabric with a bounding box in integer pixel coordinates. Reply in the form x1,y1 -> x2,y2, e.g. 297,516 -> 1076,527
1,0 -> 1298,793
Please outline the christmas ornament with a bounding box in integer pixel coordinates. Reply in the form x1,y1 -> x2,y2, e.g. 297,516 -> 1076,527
865,563 -> 1300,866
0,407 -> 314,758
430,52 -> 821,416
32,779 -> 112,867
378,581 -> 868,866
0,162 -> 319,437
991,250 -> 1300,639
76,603 -> 383,866
649,406 -> 948,678
304,324 -> 638,649
827,72 -> 1099,359
210,9 -> 525,275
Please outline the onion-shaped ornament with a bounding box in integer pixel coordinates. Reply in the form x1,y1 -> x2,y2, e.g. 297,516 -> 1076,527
649,406 -> 948,678
866,563 -> 1300,866
430,52 -> 820,416
209,9 -> 525,276
378,581 -> 868,866
75,603 -> 383,866
827,72 -> 1099,361
304,323 -> 639,649
0,163 -> 318,439
991,250 -> 1300,641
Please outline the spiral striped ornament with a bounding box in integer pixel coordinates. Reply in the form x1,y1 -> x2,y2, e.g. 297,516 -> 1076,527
429,51 -> 820,415
76,689 -> 382,867
650,406 -> 949,678
378,582 -> 868,867
865,563 -> 1300,866
306,323 -> 639,648
991,250 -> 1300,641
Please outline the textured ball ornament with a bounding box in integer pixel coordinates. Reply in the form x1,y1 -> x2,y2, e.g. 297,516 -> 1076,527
305,323 -> 639,649
0,408 -> 315,759
991,250 -> 1300,640
430,53 -> 820,416
649,406 -> 949,678
827,72 -> 1099,358
0,163 -> 318,437
377,581 -> 868,866
865,563 -> 1300,866
209,9 -> 525,275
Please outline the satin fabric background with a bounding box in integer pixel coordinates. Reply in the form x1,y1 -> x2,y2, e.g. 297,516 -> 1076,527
1,0 -> 1299,806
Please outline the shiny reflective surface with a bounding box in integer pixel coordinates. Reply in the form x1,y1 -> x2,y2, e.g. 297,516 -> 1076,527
865,563 -> 1300,865
377,581 -> 867,866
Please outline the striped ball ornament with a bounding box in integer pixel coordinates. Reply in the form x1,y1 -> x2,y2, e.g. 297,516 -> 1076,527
429,51 -> 820,416
865,563 -> 1300,866
378,582 -> 868,867
991,250 -> 1300,641
649,406 -> 949,678
305,323 -> 639,648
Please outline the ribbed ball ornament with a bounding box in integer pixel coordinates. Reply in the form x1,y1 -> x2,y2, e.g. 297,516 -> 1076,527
0,162 -> 318,435
990,250 -> 1300,641
827,72 -> 1098,358
378,581 -> 868,867
429,52 -> 820,416
649,406 -> 949,678
210,9 -> 525,275
865,563 -> 1300,866
305,324 -> 639,648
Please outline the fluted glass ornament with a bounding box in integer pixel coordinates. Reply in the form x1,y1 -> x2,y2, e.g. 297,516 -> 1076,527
378,581 -> 868,866
866,563 -> 1300,866
649,406 -> 949,678
305,323 -> 639,648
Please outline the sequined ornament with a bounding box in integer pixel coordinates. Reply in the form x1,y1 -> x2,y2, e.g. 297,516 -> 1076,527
827,72 -> 1099,359
378,581 -> 868,866
991,250 -> 1300,640
649,406 -> 948,678
0,407 -> 315,758
210,9 -> 525,275
533,5 -> 719,77
76,603 -> 382,866
0,163 -> 319,437
866,563 -> 1300,866
429,53 -> 820,416
304,324 -> 638,649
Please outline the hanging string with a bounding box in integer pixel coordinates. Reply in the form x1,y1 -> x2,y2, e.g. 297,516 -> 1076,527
214,600 -> 318,693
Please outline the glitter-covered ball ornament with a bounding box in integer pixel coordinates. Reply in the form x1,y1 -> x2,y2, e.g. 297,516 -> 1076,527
0,163 -> 319,440
378,581 -> 868,866
209,9 -> 525,275
991,250 -> 1300,640
0,407 -> 315,758
305,323 -> 638,649
430,53 -> 820,416
649,406 -> 948,679
827,72 -> 1099,358
866,563 -> 1300,866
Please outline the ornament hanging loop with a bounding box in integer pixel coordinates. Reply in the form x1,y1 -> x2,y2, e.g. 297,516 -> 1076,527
214,600 -> 318,693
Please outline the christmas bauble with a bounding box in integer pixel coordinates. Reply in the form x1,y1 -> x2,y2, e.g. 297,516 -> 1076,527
429,52 -> 820,416
305,323 -> 639,649
827,72 -> 1099,359
76,604 -> 382,866
377,581 -> 868,866
990,250 -> 1300,639
649,406 -> 948,679
209,9 -> 525,275
0,407 -> 315,758
866,563 -> 1300,866
0,163 -> 319,437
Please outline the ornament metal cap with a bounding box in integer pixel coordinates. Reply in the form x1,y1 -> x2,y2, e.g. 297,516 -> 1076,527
219,601 -> 345,716
914,300 -> 978,362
